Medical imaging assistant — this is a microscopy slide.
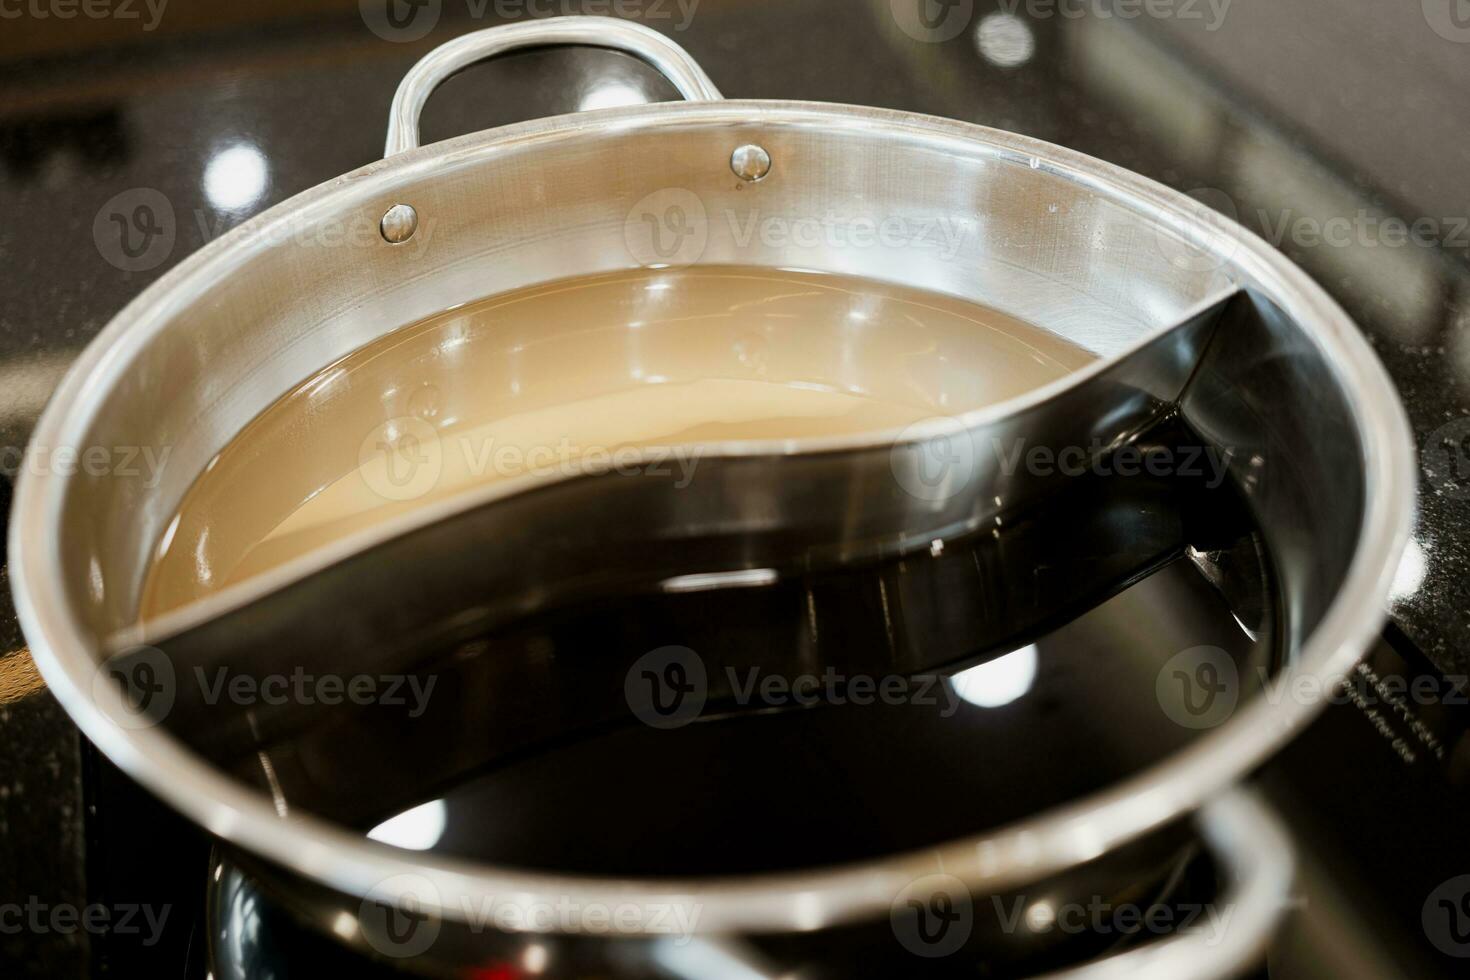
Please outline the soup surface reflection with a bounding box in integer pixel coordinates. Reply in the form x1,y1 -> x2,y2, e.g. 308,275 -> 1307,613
140,266 -> 1096,618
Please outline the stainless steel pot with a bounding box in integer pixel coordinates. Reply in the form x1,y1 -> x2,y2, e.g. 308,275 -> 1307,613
9,16 -> 1413,979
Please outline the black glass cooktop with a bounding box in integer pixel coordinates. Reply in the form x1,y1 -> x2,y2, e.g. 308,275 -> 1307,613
2,2 -> 1468,977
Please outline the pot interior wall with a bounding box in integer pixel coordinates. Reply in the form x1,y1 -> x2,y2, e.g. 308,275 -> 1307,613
47,104 -> 1352,658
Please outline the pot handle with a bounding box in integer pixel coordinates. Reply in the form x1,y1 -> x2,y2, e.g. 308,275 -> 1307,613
1025,788 -> 1294,980
655,789 -> 1294,980
661,787 -> 1293,980
384,16 -> 723,156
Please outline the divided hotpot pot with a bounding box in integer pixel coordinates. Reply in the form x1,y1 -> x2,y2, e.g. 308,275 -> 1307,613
10,17 -> 1413,979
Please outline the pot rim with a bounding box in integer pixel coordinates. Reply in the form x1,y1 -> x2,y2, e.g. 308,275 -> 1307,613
9,99 -> 1415,935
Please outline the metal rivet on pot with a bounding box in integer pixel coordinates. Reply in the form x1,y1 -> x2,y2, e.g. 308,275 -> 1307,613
380,204 -> 419,244
730,144 -> 772,182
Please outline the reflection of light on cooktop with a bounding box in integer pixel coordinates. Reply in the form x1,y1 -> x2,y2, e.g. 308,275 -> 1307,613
367,798 -> 447,850
203,142 -> 268,212
975,13 -> 1035,69
951,644 -> 1039,708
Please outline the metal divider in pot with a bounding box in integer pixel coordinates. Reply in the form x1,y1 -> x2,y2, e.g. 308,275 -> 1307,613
9,17 -> 1413,980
